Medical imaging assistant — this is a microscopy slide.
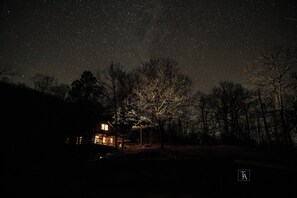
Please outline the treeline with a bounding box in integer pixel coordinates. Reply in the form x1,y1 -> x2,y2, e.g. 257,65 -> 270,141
188,47 -> 297,149
2,46 -> 297,150
1,81 -> 105,150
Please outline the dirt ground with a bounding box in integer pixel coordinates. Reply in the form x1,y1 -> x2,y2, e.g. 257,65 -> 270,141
7,145 -> 297,197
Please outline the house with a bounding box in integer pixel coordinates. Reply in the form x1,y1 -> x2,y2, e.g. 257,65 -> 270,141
93,122 -> 115,146
64,121 -> 128,148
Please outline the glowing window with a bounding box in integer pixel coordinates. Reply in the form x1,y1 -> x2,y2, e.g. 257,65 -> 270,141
76,136 -> 82,144
103,137 -> 106,144
94,136 -> 99,144
110,138 -> 113,144
101,124 -> 108,131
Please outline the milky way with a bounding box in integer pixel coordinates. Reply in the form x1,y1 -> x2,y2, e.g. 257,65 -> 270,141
1,0 -> 297,92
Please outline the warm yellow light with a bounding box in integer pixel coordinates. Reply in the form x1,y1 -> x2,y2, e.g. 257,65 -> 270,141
103,137 -> 106,144
76,136 -> 82,144
101,124 -> 108,131
110,138 -> 113,144
94,136 -> 99,144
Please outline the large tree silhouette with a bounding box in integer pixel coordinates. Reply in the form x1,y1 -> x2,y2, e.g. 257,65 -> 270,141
132,58 -> 192,148
69,70 -> 103,104
246,47 -> 297,147
98,63 -> 127,149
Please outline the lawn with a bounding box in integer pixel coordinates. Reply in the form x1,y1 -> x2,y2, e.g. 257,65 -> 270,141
7,144 -> 297,197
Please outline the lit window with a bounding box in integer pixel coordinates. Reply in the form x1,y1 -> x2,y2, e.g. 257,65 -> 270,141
110,138 -> 113,144
101,124 -> 108,131
94,136 -> 99,144
103,137 -> 106,144
76,136 -> 82,145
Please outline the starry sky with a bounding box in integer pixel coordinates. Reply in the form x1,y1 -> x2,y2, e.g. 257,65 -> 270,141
1,0 -> 297,92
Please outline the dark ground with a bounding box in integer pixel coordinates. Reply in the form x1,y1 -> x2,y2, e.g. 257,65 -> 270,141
6,145 -> 297,198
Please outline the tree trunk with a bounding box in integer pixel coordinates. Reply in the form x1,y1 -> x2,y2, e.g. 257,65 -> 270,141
178,119 -> 182,144
230,110 -> 239,143
279,108 -> 294,147
256,113 -> 262,144
140,126 -> 143,146
244,104 -> 251,143
278,81 -> 294,147
201,108 -> 207,135
113,84 -> 118,150
258,91 -> 272,145
272,111 -> 281,145
150,127 -> 153,145
158,119 -> 164,149
122,128 -> 125,152
223,111 -> 229,143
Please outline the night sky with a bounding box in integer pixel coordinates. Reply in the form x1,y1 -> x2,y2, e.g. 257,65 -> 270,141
1,0 -> 297,92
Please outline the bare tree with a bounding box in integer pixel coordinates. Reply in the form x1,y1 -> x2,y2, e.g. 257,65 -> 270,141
245,47 -> 297,147
192,91 -> 211,142
31,73 -> 55,93
209,81 -> 251,144
99,63 -> 126,149
132,58 -> 192,148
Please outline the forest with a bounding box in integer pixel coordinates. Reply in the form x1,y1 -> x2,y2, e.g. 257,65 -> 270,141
2,46 -> 297,154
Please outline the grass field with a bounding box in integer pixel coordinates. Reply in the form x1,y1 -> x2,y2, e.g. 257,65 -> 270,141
7,144 -> 297,197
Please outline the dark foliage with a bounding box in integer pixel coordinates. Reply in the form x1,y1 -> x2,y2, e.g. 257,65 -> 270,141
1,81 -> 104,165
